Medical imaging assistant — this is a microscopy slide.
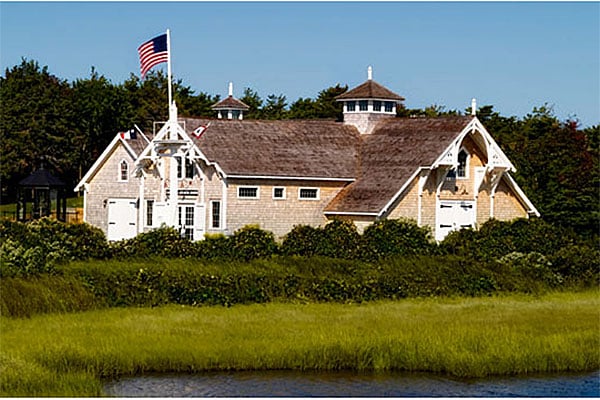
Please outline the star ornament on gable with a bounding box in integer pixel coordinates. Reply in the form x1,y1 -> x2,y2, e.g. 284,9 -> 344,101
193,122 -> 210,138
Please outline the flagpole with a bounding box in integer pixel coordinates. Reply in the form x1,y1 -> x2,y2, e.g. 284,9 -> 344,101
167,28 -> 175,122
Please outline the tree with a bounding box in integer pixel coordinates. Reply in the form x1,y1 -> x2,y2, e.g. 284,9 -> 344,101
262,94 -> 288,120
0,59 -> 74,200
239,88 -> 263,119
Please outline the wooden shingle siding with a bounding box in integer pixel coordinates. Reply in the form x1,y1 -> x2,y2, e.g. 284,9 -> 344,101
226,179 -> 347,238
85,144 -> 139,236
494,178 -> 528,220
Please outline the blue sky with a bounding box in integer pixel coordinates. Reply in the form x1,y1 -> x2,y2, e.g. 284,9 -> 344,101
1,2 -> 599,127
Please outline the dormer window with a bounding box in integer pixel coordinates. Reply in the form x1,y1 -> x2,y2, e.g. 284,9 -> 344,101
119,160 -> 129,182
457,149 -> 469,179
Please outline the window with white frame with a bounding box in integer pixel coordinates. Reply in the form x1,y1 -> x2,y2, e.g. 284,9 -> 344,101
384,102 -> 394,112
119,160 -> 129,181
373,100 -> 382,112
238,186 -> 259,199
299,188 -> 319,200
176,156 -> 194,179
346,101 -> 356,112
210,201 -> 221,229
146,200 -> 154,227
457,149 -> 469,179
272,187 -> 286,199
359,100 -> 368,111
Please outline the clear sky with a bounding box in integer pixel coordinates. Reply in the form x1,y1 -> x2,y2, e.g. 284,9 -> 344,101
1,1 -> 599,127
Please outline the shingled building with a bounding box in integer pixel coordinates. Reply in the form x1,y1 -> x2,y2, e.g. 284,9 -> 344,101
75,69 -> 538,241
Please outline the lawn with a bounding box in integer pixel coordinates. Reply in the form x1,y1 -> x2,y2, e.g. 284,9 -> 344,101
1,290 -> 598,396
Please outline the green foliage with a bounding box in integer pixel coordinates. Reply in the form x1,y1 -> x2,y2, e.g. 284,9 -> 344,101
549,244 -> 600,287
0,218 -> 109,277
281,225 -> 323,257
360,219 -> 434,261
229,225 -> 279,261
440,218 -> 577,261
110,225 -> 195,259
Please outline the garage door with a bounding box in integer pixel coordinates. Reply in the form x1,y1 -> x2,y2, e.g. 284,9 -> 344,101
436,200 -> 476,241
107,198 -> 137,241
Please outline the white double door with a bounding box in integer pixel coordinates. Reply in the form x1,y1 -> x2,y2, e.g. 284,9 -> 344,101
177,203 -> 206,241
436,200 -> 476,241
107,198 -> 138,241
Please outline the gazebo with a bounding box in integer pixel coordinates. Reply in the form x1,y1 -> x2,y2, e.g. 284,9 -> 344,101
17,167 -> 67,222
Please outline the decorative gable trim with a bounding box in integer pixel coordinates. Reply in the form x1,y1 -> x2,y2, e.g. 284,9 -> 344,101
501,173 -> 541,217
74,133 -> 142,192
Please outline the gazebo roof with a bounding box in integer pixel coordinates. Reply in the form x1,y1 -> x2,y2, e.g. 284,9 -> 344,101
19,168 -> 65,188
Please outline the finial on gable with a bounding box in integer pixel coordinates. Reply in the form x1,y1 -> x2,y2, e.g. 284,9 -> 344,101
228,82 -> 233,97
367,66 -> 373,81
471,98 -> 477,116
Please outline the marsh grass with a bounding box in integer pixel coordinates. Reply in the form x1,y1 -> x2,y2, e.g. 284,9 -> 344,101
1,291 -> 598,396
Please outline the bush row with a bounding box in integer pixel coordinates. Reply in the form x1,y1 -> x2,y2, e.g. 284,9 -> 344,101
2,253 -> 573,317
1,217 -> 597,288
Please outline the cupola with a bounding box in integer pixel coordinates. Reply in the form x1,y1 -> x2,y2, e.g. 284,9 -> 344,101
336,66 -> 405,134
211,82 -> 250,120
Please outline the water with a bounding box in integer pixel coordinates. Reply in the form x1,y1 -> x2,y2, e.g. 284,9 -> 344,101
104,370 -> 600,397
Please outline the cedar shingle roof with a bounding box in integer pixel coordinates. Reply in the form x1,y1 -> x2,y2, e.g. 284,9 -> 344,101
335,79 -> 405,102
325,116 -> 474,214
182,118 -> 360,179
125,132 -> 152,155
211,96 -> 250,110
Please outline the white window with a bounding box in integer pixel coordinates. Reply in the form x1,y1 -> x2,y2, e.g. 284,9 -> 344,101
146,200 -> 154,227
210,201 -> 221,229
238,186 -> 259,199
273,187 -> 286,199
457,149 -> 469,179
119,160 -> 129,182
176,156 -> 194,179
299,188 -> 319,200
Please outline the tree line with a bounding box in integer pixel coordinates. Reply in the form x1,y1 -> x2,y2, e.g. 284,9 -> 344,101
1,58 -> 598,238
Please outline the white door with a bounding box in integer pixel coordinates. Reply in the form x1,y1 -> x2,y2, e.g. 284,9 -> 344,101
436,200 -> 476,241
107,198 -> 137,241
177,204 -> 206,241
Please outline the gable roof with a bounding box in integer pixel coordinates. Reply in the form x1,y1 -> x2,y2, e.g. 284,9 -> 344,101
19,168 -> 65,188
335,79 -> 405,102
74,131 -> 150,191
181,118 -> 360,180
325,116 -> 474,214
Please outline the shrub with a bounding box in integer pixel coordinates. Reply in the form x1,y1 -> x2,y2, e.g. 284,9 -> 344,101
281,225 -> 324,257
193,233 -> 232,259
229,225 -> 278,261
317,219 -> 361,259
549,245 -> 600,287
111,225 -> 195,259
360,219 -> 434,261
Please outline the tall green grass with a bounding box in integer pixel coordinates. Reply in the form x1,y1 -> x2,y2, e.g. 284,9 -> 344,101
1,291 -> 598,396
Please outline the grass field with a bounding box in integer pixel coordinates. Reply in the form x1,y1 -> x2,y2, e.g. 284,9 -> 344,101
1,291 -> 598,396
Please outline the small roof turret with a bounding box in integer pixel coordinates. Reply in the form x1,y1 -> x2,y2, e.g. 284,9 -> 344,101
211,82 -> 250,120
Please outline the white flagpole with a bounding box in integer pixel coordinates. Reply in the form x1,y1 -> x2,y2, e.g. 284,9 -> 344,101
166,28 -> 175,123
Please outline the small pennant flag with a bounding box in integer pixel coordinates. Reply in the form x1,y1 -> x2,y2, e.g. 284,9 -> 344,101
119,129 -> 137,140
193,123 -> 210,138
138,33 -> 168,78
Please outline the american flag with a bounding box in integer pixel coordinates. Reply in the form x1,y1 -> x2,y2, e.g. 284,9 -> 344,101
137,33 -> 168,78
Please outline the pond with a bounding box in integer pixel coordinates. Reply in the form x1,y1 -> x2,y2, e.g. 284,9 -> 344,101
104,370 -> 599,397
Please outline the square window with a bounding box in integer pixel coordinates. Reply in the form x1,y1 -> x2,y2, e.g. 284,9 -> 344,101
273,187 -> 286,199
359,100 -> 368,111
385,102 -> 394,112
373,101 -> 382,111
346,101 -> 356,112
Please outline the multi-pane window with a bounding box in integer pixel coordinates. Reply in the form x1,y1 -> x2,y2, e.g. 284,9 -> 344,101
457,149 -> 468,178
273,187 -> 285,199
384,102 -> 394,112
299,188 -> 319,200
176,157 -> 194,179
238,186 -> 259,198
359,100 -> 368,111
211,201 -> 221,229
146,200 -> 154,227
178,206 -> 194,240
119,160 -> 128,181
373,100 -> 382,112
346,101 -> 356,112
